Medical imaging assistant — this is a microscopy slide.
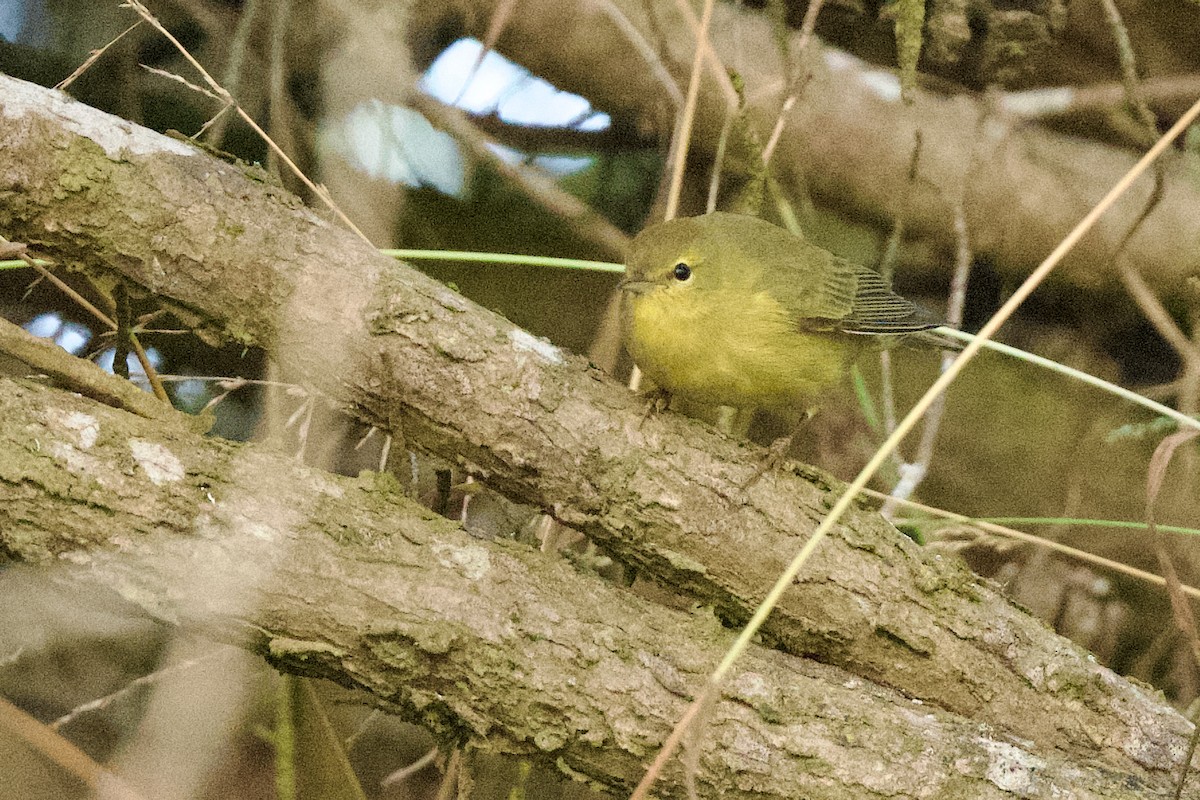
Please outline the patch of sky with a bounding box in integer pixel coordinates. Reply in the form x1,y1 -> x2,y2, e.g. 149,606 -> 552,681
422,39 -> 528,117
25,312 -> 62,339
496,77 -> 590,128
1,0 -> 29,43
1,0 -> 49,47
485,143 -> 595,177
421,38 -> 611,132
576,112 -> 611,132
24,312 -> 92,355
329,100 -> 465,195
57,322 -> 91,355
326,37 -> 609,197
171,376 -> 210,408
97,346 -> 162,383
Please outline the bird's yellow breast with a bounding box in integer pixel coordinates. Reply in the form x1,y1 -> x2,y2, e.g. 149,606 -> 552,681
624,288 -> 859,409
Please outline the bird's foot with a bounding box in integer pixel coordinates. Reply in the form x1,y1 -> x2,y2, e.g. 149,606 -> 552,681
742,434 -> 795,489
639,389 -> 672,429
740,407 -> 815,488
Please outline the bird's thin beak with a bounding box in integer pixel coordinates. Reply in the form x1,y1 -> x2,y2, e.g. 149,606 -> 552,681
618,278 -> 655,295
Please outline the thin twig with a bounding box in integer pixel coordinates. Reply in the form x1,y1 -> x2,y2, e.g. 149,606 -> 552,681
760,94 -> 796,166
205,0 -> 261,146
1098,0 -> 1159,142
1096,0 -> 1167,269
1120,266 -> 1198,357
452,0 -> 519,107
265,0 -> 294,179
0,695 -> 148,800
761,0 -> 825,165
24,260 -> 112,330
121,0 -> 372,244
1145,428 -> 1200,797
52,651 -> 228,729
663,0 -> 717,222
56,21 -> 143,90
1096,0 -> 1188,390
128,334 -> 170,402
140,64 -> 224,103
1176,720 -> 1200,800
882,200 -> 971,515
935,327 -> 1200,433
154,373 -> 299,390
412,94 -> 628,257
872,489 -> 1200,601
382,745 -> 439,787
705,103 -> 736,213
16,246 -> 169,401
793,0 -> 827,56
875,132 -> 922,455
666,0 -> 739,107
595,0 -> 685,107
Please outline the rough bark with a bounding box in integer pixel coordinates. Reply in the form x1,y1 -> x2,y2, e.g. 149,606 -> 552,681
0,375 -> 1193,799
0,72 -> 1196,795
420,0 -> 1200,297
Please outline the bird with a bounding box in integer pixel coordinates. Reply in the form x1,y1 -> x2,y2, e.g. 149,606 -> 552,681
619,211 -> 944,463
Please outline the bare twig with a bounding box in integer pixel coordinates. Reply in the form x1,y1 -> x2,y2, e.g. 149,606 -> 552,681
760,94 -> 795,166
452,0 -> 519,107
663,0 -> 718,222
1177,720 -> 1200,800
1144,427 -> 1200,798
1120,266 -> 1198,358
1095,0 -> 1192,398
265,0 -> 295,180
0,317 -> 179,421
666,0 -> 738,107
705,102 -> 735,213
52,650 -> 230,729
875,133 -> 923,463
140,64 -> 224,102
121,0 -> 372,244
56,21 -> 143,90
882,200 -> 971,515
595,0 -> 684,107
1147,429 -> 1200,665
761,0 -> 824,166
0,695 -> 149,800
11,241 -> 169,402
382,745 -> 439,787
205,0 -> 261,145
412,94 -> 628,257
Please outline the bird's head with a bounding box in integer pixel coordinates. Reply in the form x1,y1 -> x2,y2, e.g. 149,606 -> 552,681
619,216 -> 714,297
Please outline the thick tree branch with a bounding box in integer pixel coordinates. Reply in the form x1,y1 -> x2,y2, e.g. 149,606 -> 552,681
0,72 -> 1194,789
0,375 -> 1192,799
0,316 -> 196,426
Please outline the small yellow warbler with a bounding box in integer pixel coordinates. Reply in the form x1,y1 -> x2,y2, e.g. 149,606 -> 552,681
620,212 -> 942,411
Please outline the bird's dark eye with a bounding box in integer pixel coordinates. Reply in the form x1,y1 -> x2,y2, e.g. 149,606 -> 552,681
672,263 -> 692,281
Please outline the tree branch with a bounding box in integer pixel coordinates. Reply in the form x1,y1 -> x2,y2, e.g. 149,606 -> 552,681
0,375 -> 1192,799
0,72 -> 1194,793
